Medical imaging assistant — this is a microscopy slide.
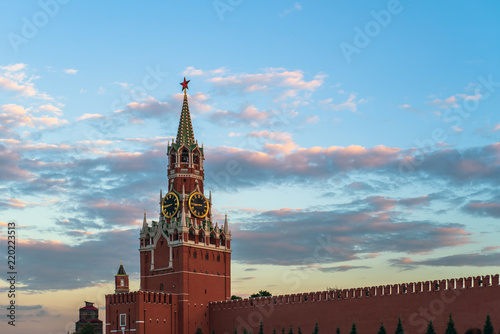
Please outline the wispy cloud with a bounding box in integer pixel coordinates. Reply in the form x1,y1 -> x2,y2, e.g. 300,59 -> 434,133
319,93 -> 364,113
280,3 -> 302,17
427,91 -> 482,109
206,67 -> 326,100
318,265 -> 371,272
0,63 -> 38,97
76,113 -> 104,121
462,200 -> 500,218
390,252 -> 500,270
0,104 -> 68,132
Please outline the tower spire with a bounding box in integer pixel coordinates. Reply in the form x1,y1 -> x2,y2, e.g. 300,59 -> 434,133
176,78 -> 195,145
224,212 -> 229,234
142,210 -> 148,231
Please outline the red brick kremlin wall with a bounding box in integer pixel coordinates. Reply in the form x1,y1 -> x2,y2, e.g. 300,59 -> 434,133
210,275 -> 500,334
106,291 -> 180,334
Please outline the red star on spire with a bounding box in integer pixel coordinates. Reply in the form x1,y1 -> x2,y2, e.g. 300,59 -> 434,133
180,77 -> 190,91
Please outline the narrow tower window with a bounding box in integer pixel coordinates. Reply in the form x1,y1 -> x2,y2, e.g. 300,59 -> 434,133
181,149 -> 189,162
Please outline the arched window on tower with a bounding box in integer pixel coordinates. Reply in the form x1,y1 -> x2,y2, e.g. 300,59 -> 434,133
160,284 -> 164,292
188,228 -> 195,242
193,151 -> 199,165
170,154 -> 176,168
220,234 -> 226,247
181,149 -> 189,163
210,232 -> 216,245
199,230 -> 205,244
173,229 -> 179,241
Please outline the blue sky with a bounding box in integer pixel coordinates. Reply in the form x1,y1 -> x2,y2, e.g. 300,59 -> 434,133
1,1 -> 500,333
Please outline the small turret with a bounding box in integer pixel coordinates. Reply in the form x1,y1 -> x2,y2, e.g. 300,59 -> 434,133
141,210 -> 148,232
114,261 -> 129,293
224,212 -> 229,234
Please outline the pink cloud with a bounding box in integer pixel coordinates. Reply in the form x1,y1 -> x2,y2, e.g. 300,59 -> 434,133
0,63 -> 51,99
37,104 -> 63,115
0,145 -> 34,181
248,131 -> 298,155
0,104 -> 68,130
428,91 -> 482,109
0,198 -> 31,209
183,66 -> 228,77
207,67 -> 326,99
367,196 -> 397,212
428,95 -> 459,108
76,113 -> 104,121
464,201 -> 500,218
319,93 -> 360,112
482,246 -> 500,252
398,195 -> 430,207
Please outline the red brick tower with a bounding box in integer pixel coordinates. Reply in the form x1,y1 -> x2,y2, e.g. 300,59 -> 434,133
139,78 -> 232,334
114,261 -> 129,293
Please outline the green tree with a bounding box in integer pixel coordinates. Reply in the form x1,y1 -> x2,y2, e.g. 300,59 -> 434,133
195,328 -> 203,334
234,328 -> 238,334
349,322 -> 357,334
282,327 -> 285,334
378,323 -> 387,334
77,323 -> 95,334
272,329 -> 276,334
484,315 -> 494,334
298,327 -> 303,334
251,290 -> 272,298
425,320 -> 436,334
395,318 -> 404,334
259,322 -> 264,334
231,295 -> 242,300
289,325 -> 294,334
336,328 -> 340,334
445,314 -> 458,334
313,323 -> 319,334
425,321 -> 436,334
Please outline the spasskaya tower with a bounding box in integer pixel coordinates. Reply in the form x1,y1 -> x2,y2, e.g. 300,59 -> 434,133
132,78 -> 231,333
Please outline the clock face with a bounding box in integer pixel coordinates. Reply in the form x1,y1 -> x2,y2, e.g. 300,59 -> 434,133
188,192 -> 209,218
162,192 -> 180,218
